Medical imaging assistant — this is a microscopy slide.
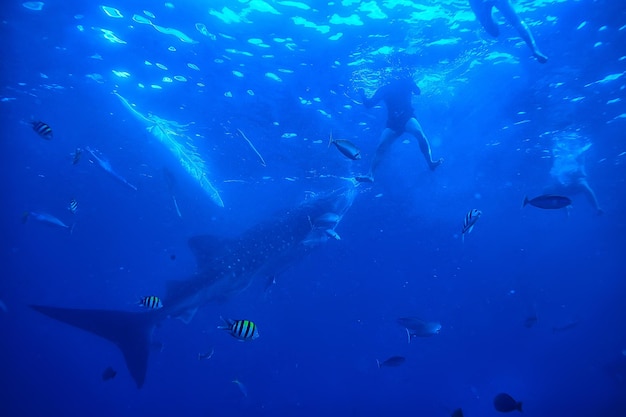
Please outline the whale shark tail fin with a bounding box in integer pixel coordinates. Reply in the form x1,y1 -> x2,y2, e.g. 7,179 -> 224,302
30,304 -> 157,388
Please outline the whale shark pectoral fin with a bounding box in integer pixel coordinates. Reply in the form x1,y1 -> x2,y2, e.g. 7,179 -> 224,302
30,305 -> 156,388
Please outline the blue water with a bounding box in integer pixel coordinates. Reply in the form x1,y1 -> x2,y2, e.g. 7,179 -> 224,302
2,1 -> 626,416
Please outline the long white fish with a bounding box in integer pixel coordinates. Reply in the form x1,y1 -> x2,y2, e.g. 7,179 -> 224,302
22,211 -> 75,234
85,147 -> 138,191
113,92 -> 223,207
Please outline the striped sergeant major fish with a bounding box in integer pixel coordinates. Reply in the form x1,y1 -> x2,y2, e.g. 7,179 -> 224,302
138,296 -> 163,310
31,120 -> 53,139
461,209 -> 481,242
68,199 -> 78,214
218,317 -> 259,341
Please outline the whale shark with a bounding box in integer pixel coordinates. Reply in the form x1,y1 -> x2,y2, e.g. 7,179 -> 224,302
31,186 -> 356,388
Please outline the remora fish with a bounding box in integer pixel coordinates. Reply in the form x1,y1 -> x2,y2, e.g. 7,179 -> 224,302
30,186 -> 357,388
22,211 -> 74,234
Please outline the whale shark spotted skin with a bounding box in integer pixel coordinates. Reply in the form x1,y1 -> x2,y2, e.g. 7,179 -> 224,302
31,186 -> 356,388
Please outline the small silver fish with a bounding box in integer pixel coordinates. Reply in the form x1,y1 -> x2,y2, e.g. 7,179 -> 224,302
376,355 -> 406,368
328,132 -> 361,160
72,148 -> 82,165
324,228 -> 341,240
397,317 -> 442,343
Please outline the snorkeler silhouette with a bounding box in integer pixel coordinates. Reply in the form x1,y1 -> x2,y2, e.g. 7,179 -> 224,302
469,0 -> 548,63
355,75 -> 443,183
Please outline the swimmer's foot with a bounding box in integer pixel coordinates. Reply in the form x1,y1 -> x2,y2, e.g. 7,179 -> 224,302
534,50 -> 548,63
429,158 -> 444,171
354,174 -> 374,183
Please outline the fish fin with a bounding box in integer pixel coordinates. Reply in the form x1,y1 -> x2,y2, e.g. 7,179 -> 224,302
467,225 -> 474,234
69,223 -> 76,235
217,316 -> 233,330
30,305 -> 156,388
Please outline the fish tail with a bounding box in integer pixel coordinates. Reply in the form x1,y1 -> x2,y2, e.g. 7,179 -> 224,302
217,316 -> 231,330
328,131 -> 333,148
376,359 -> 381,368
21,211 -> 30,224
522,196 -> 529,208
69,223 -> 76,235
406,328 -> 411,344
30,304 -> 158,388
517,401 -> 523,412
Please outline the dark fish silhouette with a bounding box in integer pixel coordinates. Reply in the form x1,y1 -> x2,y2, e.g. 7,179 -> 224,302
102,366 -> 117,381
329,133 -> 361,160
376,355 -> 406,368
523,314 -> 538,328
72,148 -> 82,165
552,319 -> 580,334
451,408 -> 464,417
493,392 -> 522,412
523,194 -> 571,210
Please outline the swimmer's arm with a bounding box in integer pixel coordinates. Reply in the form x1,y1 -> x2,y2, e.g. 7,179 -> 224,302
363,85 -> 387,108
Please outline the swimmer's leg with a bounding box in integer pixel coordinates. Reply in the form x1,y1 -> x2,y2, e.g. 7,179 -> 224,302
356,128 -> 401,182
405,118 -> 443,171
470,0 -> 500,37
496,0 -> 548,63
578,179 -> 603,215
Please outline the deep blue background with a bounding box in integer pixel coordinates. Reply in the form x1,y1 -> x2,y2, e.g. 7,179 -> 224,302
2,0 -> 625,416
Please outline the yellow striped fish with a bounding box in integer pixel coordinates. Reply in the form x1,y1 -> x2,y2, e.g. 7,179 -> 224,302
138,296 -> 163,309
31,120 -> 53,139
218,317 -> 259,341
